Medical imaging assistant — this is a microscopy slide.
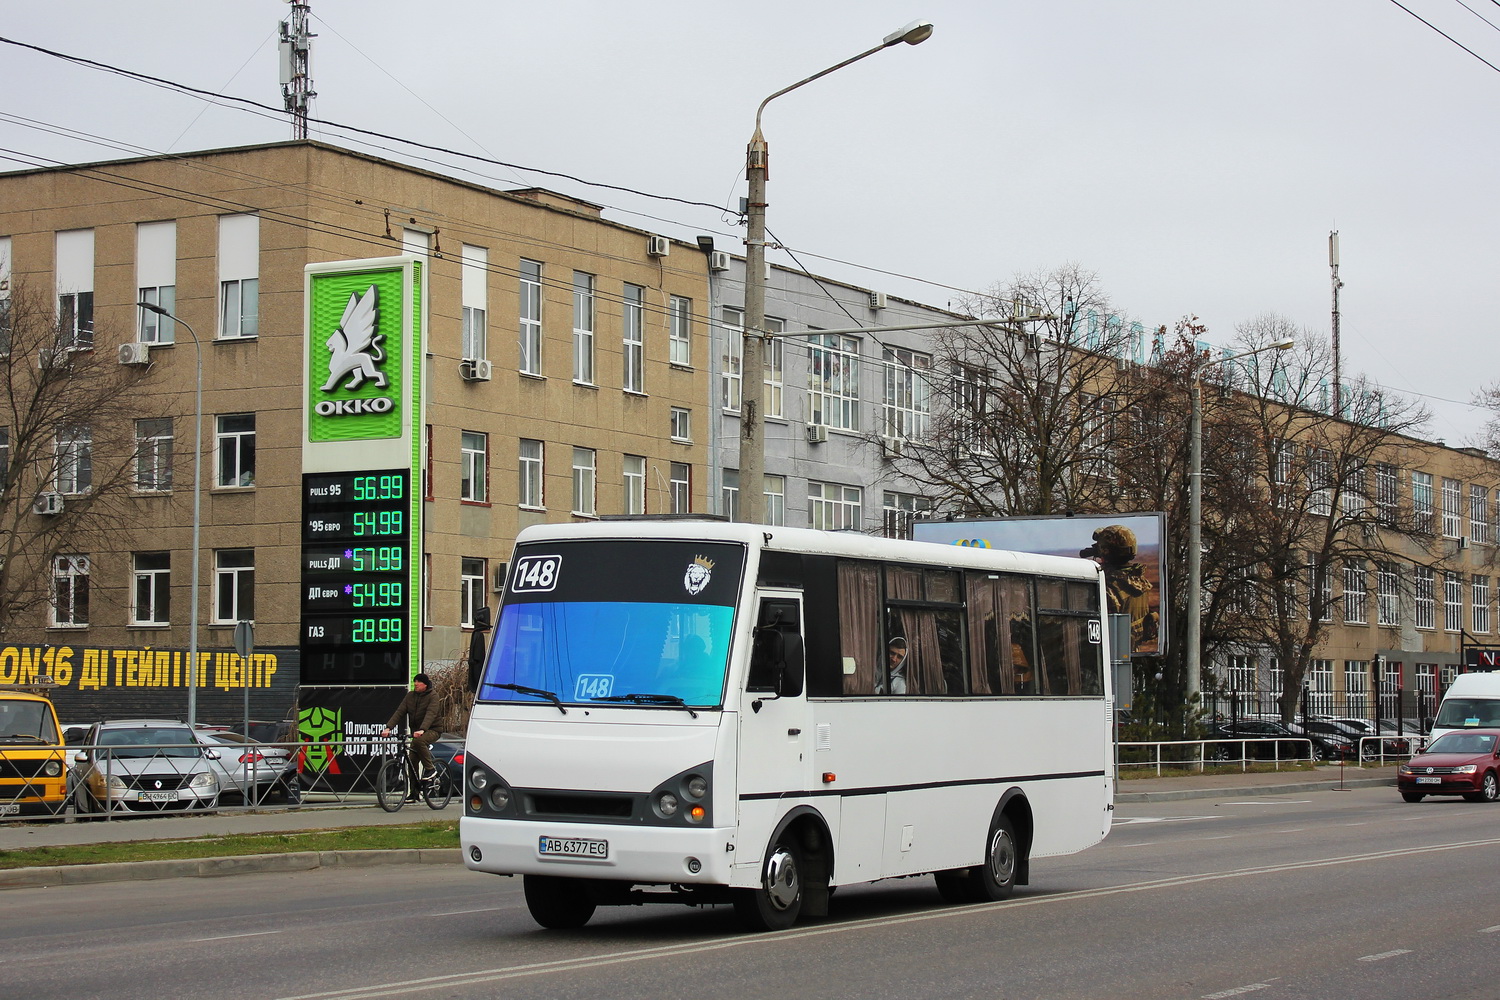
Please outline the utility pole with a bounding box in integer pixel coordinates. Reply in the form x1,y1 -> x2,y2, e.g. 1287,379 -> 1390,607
280,1 -> 316,140
1329,231 -> 1342,417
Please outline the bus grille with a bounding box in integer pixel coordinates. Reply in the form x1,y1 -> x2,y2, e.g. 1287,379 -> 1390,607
525,792 -> 634,819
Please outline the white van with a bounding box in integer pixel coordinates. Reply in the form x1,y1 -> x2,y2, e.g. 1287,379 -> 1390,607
1429,672 -> 1500,741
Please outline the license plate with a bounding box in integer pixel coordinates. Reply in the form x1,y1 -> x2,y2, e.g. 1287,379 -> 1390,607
139,790 -> 177,802
538,835 -> 609,859
1416,776 -> 1441,784
0,803 -> 18,815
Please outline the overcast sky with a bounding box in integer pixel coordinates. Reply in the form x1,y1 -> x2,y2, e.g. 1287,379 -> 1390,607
4,1 -> 1497,445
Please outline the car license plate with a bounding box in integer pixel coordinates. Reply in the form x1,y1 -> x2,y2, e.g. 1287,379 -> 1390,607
139,790 -> 177,802
0,803 -> 19,815
1416,776 -> 1441,785
538,835 -> 608,859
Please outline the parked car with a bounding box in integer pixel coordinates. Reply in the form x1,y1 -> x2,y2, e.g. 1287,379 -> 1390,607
195,730 -> 300,805
1206,719 -> 1318,762
1397,728 -> 1500,802
1283,719 -> 1358,761
432,735 -> 465,786
1323,718 -> 1412,757
72,719 -> 220,817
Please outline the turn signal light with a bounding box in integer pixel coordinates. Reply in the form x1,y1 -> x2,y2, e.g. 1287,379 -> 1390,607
688,805 -> 706,823
822,772 -> 837,783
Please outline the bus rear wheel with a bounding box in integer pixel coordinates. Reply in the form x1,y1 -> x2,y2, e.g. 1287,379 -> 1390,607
734,836 -> 803,932
523,875 -> 596,929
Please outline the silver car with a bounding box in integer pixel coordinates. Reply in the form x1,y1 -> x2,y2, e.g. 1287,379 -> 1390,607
195,730 -> 300,805
72,719 -> 220,817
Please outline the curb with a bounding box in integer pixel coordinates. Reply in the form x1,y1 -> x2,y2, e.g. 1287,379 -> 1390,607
0,847 -> 463,890
1116,774 -> 1396,803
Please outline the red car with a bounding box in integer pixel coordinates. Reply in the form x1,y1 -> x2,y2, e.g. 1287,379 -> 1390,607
1398,729 -> 1500,803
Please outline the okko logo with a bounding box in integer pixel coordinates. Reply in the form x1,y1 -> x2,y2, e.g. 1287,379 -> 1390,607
315,284 -> 394,417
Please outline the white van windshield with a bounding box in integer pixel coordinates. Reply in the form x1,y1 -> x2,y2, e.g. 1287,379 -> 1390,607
1434,697 -> 1500,729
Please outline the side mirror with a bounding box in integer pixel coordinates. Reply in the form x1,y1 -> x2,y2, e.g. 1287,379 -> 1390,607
204,749 -> 221,760
72,751 -> 88,764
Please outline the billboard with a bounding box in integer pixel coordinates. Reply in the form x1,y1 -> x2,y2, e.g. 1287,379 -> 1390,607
914,513 -> 1168,657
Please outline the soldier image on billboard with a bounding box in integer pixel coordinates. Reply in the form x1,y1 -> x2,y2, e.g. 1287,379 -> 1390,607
1080,524 -> 1158,652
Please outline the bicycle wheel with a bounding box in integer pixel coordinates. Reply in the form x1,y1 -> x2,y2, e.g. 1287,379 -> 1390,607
424,768 -> 454,810
376,757 -> 407,812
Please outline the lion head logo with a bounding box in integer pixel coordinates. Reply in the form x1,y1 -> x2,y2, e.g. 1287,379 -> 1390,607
683,555 -> 715,596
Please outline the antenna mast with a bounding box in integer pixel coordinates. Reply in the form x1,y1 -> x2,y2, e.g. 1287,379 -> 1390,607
1329,230 -> 1343,417
279,1 -> 316,139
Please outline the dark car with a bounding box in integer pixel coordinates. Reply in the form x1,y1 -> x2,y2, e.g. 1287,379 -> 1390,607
432,736 -> 465,788
1398,729 -> 1500,802
1206,718 -> 1333,762
1284,720 -> 1358,761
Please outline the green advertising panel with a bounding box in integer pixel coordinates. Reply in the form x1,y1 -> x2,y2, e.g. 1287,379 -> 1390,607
307,266 -> 407,442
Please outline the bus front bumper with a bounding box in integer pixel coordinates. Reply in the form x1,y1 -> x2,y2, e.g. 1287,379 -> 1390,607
461,815 -> 737,886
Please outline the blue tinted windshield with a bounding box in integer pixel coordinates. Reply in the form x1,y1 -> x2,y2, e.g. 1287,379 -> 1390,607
479,539 -> 744,709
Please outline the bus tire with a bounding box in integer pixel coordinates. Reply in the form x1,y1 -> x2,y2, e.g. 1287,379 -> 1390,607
933,871 -> 972,905
975,815 -> 1019,902
523,875 -> 596,929
734,835 -> 804,932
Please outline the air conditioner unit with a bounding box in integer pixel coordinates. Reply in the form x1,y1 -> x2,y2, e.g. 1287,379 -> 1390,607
647,235 -> 670,257
118,342 -> 151,365
806,424 -> 829,444
37,347 -> 69,370
880,435 -> 905,458
1458,535 -> 1470,550
492,561 -> 509,593
32,492 -> 63,516
459,358 -> 493,382
709,251 -> 731,272
869,291 -> 887,310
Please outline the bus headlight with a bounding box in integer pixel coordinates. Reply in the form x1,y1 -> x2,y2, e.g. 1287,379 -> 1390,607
488,785 -> 511,811
656,792 -> 679,817
470,768 -> 490,792
685,775 -> 708,800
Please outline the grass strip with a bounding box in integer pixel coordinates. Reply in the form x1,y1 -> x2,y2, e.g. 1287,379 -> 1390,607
0,819 -> 459,870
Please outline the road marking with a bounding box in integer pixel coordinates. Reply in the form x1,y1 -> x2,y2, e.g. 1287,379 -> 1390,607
1218,800 -> 1312,806
430,906 -> 511,916
1480,925 -> 1500,934
1275,828 -> 1306,834
1119,842 -> 1158,848
269,836 -> 1500,1000
1358,949 -> 1412,962
1199,835 -> 1235,841
192,930 -> 285,942
1114,816 -> 1222,826
1202,983 -> 1274,998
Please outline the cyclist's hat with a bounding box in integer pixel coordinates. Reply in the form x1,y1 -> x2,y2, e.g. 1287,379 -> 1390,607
413,672 -> 433,686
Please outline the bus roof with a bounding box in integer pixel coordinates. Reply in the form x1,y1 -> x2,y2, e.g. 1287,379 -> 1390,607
514,520 -> 1103,582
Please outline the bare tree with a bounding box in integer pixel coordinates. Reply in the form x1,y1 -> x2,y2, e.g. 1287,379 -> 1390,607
0,281 -> 158,638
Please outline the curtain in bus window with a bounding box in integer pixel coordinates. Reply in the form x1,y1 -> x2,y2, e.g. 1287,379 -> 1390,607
886,566 -> 943,695
1068,581 -> 1105,695
966,574 -> 1035,695
1037,613 -> 1082,695
838,561 -> 880,695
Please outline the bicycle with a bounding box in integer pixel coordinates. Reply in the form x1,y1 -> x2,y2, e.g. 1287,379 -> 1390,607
375,735 -> 454,812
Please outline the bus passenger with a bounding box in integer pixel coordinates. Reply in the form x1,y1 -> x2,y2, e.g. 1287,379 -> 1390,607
877,637 -> 909,695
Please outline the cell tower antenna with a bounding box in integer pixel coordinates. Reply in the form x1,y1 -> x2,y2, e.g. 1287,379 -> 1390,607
1329,230 -> 1343,417
279,1 -> 317,139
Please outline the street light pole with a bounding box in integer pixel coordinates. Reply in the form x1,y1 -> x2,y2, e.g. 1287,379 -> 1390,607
1186,336 -> 1294,704
738,20 -> 933,523
138,301 -> 203,728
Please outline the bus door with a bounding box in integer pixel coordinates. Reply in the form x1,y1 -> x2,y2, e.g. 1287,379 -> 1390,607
736,592 -> 813,842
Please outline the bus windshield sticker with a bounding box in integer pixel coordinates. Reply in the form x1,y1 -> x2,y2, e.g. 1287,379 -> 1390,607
1087,619 -> 1102,644
575,674 -> 614,700
512,554 -> 561,593
684,555 -> 715,595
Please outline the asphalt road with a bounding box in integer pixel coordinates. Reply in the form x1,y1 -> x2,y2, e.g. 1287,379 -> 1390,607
4,785 -> 1497,1000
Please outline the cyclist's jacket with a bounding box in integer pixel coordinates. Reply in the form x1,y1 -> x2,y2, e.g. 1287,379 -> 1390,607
386,688 -> 440,733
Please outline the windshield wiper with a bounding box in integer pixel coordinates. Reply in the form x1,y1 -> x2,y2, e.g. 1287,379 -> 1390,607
0,734 -> 46,744
493,683 -> 568,715
592,693 -> 698,718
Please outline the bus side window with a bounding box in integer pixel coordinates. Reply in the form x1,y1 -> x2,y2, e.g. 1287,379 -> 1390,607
748,599 -> 805,697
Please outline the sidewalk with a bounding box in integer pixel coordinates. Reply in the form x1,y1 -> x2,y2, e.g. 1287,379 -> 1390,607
0,766 -> 1399,890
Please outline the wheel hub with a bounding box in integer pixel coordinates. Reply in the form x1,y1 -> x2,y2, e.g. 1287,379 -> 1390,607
764,846 -> 800,911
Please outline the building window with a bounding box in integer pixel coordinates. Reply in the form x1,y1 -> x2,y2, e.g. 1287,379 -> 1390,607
1344,661 -> 1369,719
1307,447 -> 1332,517
461,245 -> 488,360
669,462 -> 691,514
572,447 -> 596,516
572,271 -> 595,384
132,552 -> 170,626
1308,555 -> 1332,622
54,425 -> 92,495
218,214 -> 259,339
764,318 -> 784,417
1414,565 -> 1435,630
623,283 -> 644,393
136,221 -> 176,344
215,414 -> 255,487
461,557 -> 487,629
1307,659 -> 1334,715
764,474 -> 786,526
1377,562 -> 1400,626
214,549 -> 255,623
957,363 -> 993,455
57,292 -> 94,352
721,469 -> 739,522
809,481 -> 861,531
51,555 -> 89,627
519,439 -> 543,509
624,454 -> 646,515
808,334 -> 860,431
134,417 -> 173,492
1442,477 -> 1462,538
1375,462 -> 1398,525
1225,654 -> 1256,696
0,236 -> 11,355
1445,572 -> 1464,632
882,491 -> 931,539
460,430 -> 488,502
1412,471 -> 1434,532
669,295 -> 692,366
0,427 -> 9,489
1343,560 -> 1367,625
722,307 -> 743,411
881,347 -> 931,440
1471,484 -> 1490,545
55,229 -> 94,351
670,407 -> 691,442
519,259 -> 542,376
423,553 -> 431,628
1474,575 -> 1492,634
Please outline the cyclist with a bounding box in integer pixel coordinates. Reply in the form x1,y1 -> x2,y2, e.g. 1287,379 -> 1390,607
381,672 -> 441,782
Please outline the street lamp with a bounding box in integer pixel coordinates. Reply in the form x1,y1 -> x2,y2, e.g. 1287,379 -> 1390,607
137,301 -> 204,728
1186,336 -> 1294,704
738,20 -> 933,523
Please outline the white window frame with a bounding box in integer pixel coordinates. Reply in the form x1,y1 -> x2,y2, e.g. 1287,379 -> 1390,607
132,551 -> 170,626
217,214 -> 259,340
519,259 -> 542,376
1474,575 -> 1492,634
519,439 -> 544,509
882,347 -> 932,440
764,474 -> 786,527
136,221 -> 176,344
1412,471 -> 1434,531
669,462 -> 691,514
55,229 -> 94,351
1377,562 -> 1400,626
571,447 -> 596,516
809,481 -> 862,531
461,245 -> 488,361
670,407 -> 691,442
1343,560 -> 1367,625
1444,571 -> 1464,632
461,430 -> 488,503
1414,564 -> 1435,630
215,413 -> 255,488
721,307 -> 743,411
213,549 -> 254,624
808,334 -> 861,431
461,557 -> 487,629
134,417 -> 173,492
1441,477 -> 1462,538
572,271 -> 595,385
623,454 -> 646,515
623,283 -> 645,394
669,295 -> 692,367
1471,484 -> 1490,545
51,555 -> 90,627
1375,463 -> 1398,525
54,425 -> 92,495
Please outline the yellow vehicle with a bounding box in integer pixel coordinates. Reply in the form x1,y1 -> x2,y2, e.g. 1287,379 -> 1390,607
0,681 -> 68,816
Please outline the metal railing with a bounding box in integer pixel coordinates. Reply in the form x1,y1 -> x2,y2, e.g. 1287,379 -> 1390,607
1119,737 -> 1316,775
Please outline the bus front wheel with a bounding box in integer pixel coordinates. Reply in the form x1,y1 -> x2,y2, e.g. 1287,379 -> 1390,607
734,836 -> 804,932
523,875 -> 596,929
975,815 -> 1019,902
